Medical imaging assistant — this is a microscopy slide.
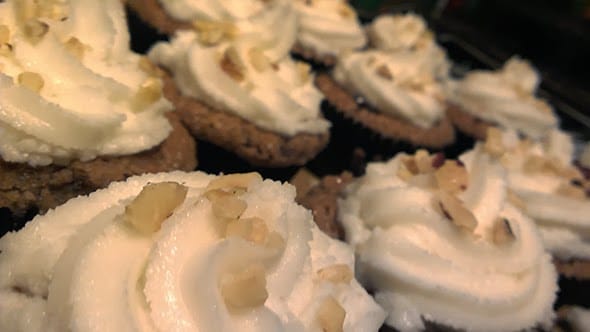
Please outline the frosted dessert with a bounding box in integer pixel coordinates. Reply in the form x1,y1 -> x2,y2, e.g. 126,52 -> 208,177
338,149 -> 558,331
450,57 -> 558,140
292,0 -> 366,64
150,34 -> 329,137
0,0 -> 173,166
0,171 -> 386,331
477,128 -> 590,269
333,49 -> 448,130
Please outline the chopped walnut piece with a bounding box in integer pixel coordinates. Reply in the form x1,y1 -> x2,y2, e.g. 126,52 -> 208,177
414,149 -> 434,173
317,264 -> 353,284
0,25 -> 10,44
220,46 -> 245,82
0,43 -> 13,57
225,217 -> 269,245
401,156 -> 419,175
193,20 -> 237,46
221,264 -> 268,310
492,218 -> 515,245
375,64 -> 393,81
296,62 -> 311,84
17,71 -> 44,92
206,173 -> 262,192
63,37 -> 86,60
138,56 -> 164,77
437,191 -> 477,232
248,47 -> 271,72
211,195 -> 247,220
317,296 -> 346,332
338,3 -> 355,18
435,160 -> 468,194
23,19 -> 49,44
124,182 -> 188,235
133,77 -> 163,111
484,127 -> 505,158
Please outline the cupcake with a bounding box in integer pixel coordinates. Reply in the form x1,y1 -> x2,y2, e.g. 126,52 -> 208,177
475,127 -> 590,279
448,56 -> 558,141
315,13 -> 455,158
337,148 -> 557,331
0,171 -> 386,331
0,0 -> 196,216
291,0 -> 367,67
148,7 -> 331,167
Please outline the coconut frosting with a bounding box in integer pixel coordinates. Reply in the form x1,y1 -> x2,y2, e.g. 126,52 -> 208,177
0,0 -> 173,166
293,0 -> 366,57
479,128 -> 590,261
333,50 -> 447,128
451,57 -> 558,140
149,31 -> 329,136
338,149 -> 557,331
0,171 -> 386,332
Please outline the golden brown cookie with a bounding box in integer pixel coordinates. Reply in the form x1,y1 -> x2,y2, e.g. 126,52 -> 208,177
161,74 -> 330,167
0,113 -> 197,216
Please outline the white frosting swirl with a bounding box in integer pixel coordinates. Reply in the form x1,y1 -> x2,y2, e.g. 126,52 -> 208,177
149,32 -> 329,136
484,129 -> 590,261
0,0 -> 173,166
339,149 -> 557,331
451,57 -> 558,140
158,0 -> 297,62
293,0 -> 366,57
333,50 -> 446,128
0,171 -> 386,332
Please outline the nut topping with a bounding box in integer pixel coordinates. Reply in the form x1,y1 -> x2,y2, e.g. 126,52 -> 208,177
138,57 -> 164,78
338,3 -> 355,18
0,43 -> 13,57
124,182 -> 188,235
375,64 -> 393,81
296,62 -> 311,84
23,19 -> 49,44
17,72 -> 44,92
437,191 -> 477,232
211,195 -> 247,220
221,264 -> 268,310
316,296 -> 346,332
193,20 -> 237,46
220,46 -> 245,82
317,264 -> 353,284
132,77 -> 163,111
206,173 -> 262,192
484,127 -> 505,158
63,37 -> 86,60
492,218 -> 515,245
434,160 -> 468,194
248,47 -> 271,72
225,217 -> 269,245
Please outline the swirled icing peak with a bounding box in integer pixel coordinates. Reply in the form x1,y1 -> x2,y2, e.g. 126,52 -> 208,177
338,148 -> 557,331
0,0 -> 173,166
149,32 -> 329,136
0,171 -> 386,332
451,57 -> 558,140
478,127 -> 590,261
293,0 -> 366,57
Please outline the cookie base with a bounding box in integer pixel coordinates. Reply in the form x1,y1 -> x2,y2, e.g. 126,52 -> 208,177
161,74 -> 330,168
0,113 -> 197,216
